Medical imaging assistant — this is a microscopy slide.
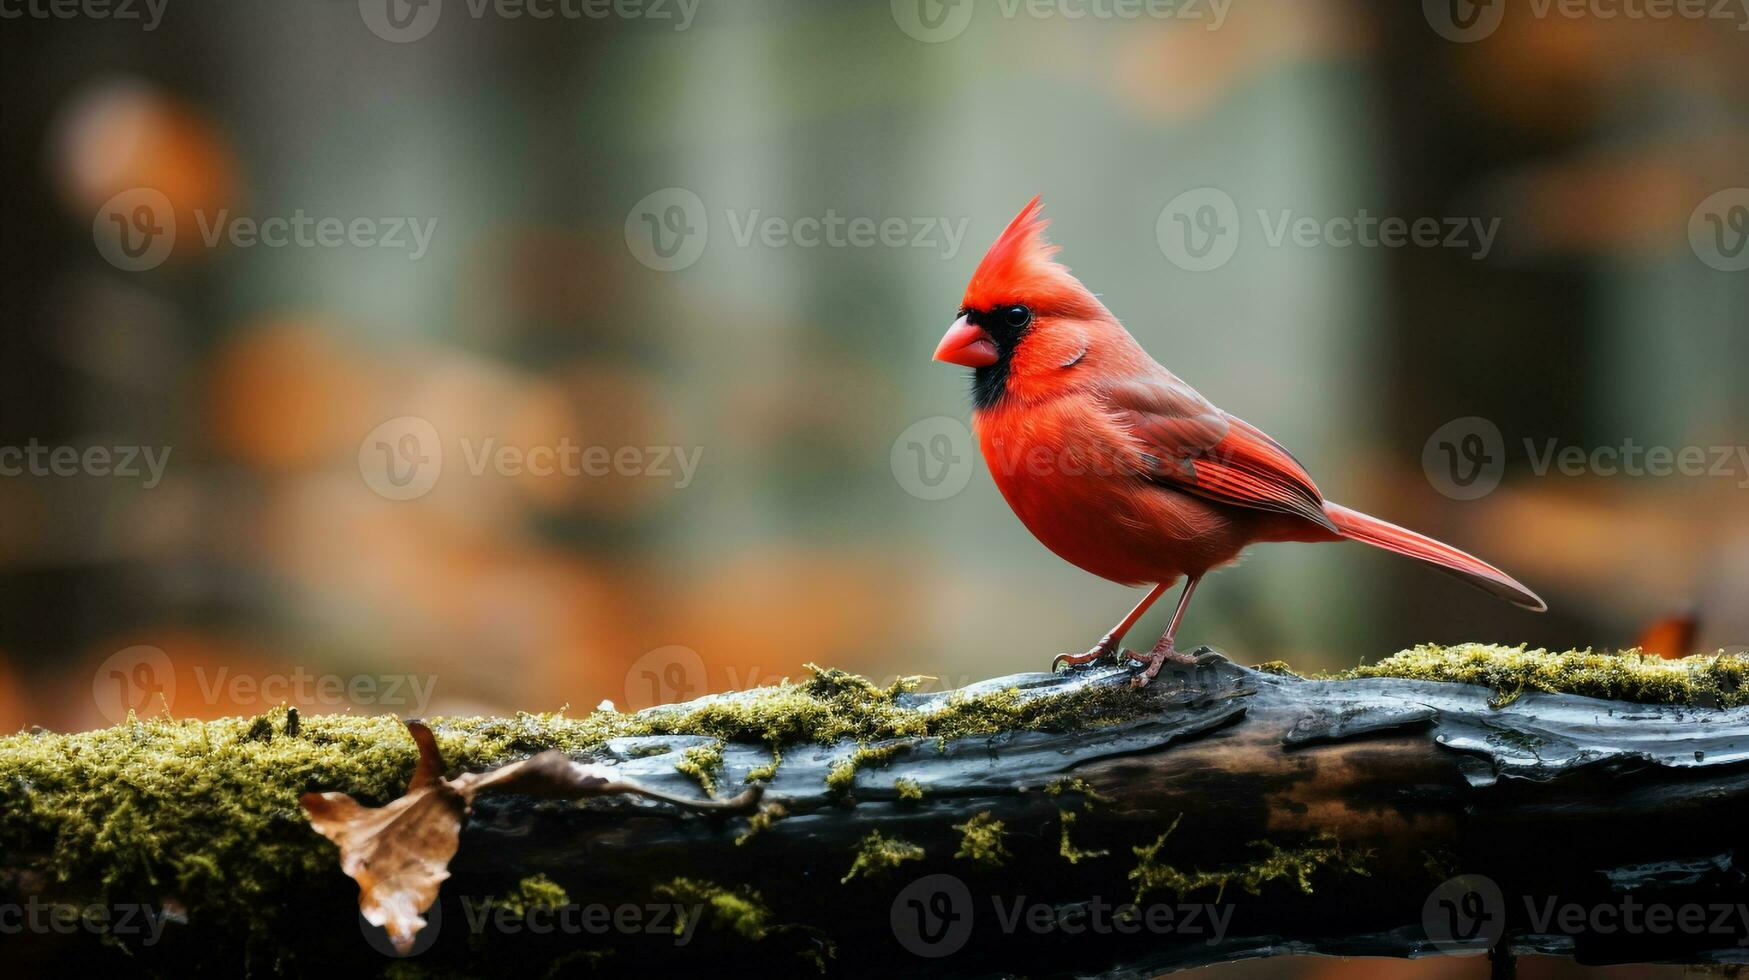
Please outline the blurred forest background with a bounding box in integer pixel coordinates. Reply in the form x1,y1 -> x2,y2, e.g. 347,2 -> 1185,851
0,0 -> 1745,755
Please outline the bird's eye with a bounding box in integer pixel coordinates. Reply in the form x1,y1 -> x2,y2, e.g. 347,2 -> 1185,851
1003,305 -> 1032,329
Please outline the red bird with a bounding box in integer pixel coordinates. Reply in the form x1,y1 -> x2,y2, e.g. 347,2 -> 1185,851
933,197 -> 1545,686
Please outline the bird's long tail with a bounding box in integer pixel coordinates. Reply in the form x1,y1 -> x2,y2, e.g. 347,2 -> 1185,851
1323,502 -> 1547,611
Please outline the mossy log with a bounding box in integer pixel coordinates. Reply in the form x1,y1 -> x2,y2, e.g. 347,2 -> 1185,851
5,646 -> 1749,977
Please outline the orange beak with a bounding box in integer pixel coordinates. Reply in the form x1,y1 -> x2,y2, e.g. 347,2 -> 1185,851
932,315 -> 999,368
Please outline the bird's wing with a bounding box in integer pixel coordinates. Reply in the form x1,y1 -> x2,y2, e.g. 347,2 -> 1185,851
1102,376 -> 1338,533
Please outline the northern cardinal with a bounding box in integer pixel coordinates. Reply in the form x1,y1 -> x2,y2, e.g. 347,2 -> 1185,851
933,197 -> 1545,686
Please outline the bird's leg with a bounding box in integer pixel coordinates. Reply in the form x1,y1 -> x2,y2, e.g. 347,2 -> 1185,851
1130,576 -> 1202,688
1052,582 -> 1169,672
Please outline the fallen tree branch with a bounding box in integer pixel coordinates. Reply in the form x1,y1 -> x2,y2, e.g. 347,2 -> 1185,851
5,645 -> 1749,977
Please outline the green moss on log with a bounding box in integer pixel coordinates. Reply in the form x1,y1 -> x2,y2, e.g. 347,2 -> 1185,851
482,873 -> 570,917
653,877 -> 773,940
841,830 -> 924,883
734,803 -> 787,846
1129,815 -> 1372,904
1058,809 -> 1109,864
0,663 -> 1152,948
953,811 -> 1009,868
675,741 -> 725,796
1046,776 -> 1113,806
744,746 -> 781,783
1339,644 -> 1749,709
825,742 -> 906,797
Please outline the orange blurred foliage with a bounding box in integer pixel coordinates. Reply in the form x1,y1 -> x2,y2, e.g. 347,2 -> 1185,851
51,78 -> 239,260
0,657 -> 25,734
207,318 -> 375,470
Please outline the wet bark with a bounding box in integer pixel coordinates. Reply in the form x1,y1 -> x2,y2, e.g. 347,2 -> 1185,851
14,651 -> 1749,977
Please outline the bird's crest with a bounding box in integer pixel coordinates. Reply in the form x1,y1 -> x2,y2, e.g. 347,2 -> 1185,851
961,196 -> 1091,313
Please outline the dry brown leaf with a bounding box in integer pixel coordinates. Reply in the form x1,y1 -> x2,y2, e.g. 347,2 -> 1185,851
301,721 -> 760,953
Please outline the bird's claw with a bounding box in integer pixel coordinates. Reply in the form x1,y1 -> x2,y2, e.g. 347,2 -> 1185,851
1052,639 -> 1122,674
1127,645 -> 1201,688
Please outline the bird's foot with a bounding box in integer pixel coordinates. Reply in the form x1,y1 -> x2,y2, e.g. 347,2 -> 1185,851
1127,642 -> 1200,688
1052,636 -> 1122,673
